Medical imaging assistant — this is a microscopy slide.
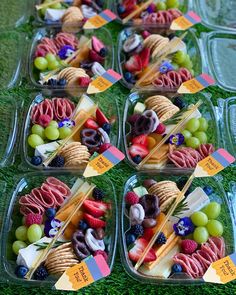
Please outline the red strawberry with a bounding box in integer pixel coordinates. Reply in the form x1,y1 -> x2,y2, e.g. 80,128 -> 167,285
84,118 -> 99,130
124,55 -> 142,73
99,143 -> 112,154
89,49 -> 105,63
154,123 -> 166,134
128,238 -> 156,263
83,200 -> 109,218
139,48 -> 151,68
96,108 -> 109,126
92,36 -> 105,53
143,228 -> 154,241
84,213 -> 106,229
78,77 -> 91,87
129,144 -> 149,158
142,30 -> 151,39
131,135 -> 148,147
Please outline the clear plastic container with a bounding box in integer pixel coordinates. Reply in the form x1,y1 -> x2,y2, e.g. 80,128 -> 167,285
28,27 -> 114,90
21,90 -> 120,170
120,170 -> 235,284
122,91 -> 220,171
0,171 -> 118,288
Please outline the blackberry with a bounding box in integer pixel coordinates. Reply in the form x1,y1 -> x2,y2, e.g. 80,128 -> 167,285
57,78 -> 67,87
173,97 -> 187,110
130,224 -> 144,237
93,187 -> 105,200
33,265 -> 48,280
49,156 -> 65,167
99,47 -> 108,57
102,122 -> 111,135
155,232 -> 167,245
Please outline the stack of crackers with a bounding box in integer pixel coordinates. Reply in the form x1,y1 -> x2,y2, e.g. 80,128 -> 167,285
62,7 -> 83,33
143,34 -> 170,59
58,67 -> 89,88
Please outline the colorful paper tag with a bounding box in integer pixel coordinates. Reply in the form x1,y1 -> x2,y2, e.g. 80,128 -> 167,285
203,253 -> 236,284
170,11 -> 201,30
83,146 -> 125,177
55,255 -> 110,290
83,9 -> 117,29
194,148 -> 235,177
178,73 -> 215,94
87,69 -> 122,94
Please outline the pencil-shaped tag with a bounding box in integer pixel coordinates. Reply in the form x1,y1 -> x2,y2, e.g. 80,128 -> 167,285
170,11 -> 201,30
83,146 -> 125,177
178,73 -> 215,94
203,253 -> 236,284
87,69 -> 122,94
83,9 -> 117,29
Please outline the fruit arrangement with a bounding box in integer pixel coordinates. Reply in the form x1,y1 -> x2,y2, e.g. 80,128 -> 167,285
33,30 -> 109,88
38,0 -> 105,25
123,177 -> 226,279
117,0 -> 184,26
27,94 -> 115,169
125,94 -> 214,169
120,29 -> 195,90
12,176 -> 113,280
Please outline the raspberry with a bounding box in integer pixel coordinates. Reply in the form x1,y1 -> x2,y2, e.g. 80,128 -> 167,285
142,30 -> 151,39
181,239 -> 198,254
125,191 -> 139,205
25,213 -> 43,227
154,123 -> 166,134
78,77 -> 91,87
38,114 -> 51,127
94,250 -> 108,262
143,228 -> 153,241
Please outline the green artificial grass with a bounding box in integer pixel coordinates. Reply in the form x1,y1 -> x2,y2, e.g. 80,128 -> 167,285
0,7 -> 236,295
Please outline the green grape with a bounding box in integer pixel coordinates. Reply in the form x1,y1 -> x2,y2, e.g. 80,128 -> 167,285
15,226 -> 28,241
173,51 -> 187,65
182,129 -> 192,141
41,7 -> 47,16
31,124 -> 45,139
202,202 -> 221,219
59,127 -> 72,139
34,57 -> 48,71
190,69 -> 195,77
49,120 -> 58,128
186,137 -> 200,149
45,126 -> 60,140
40,224 -> 45,236
28,134 -> 44,149
12,240 -> 27,255
27,224 -> 42,243
180,55 -> 193,70
193,131 -> 208,144
171,62 -> 179,70
193,227 -> 209,244
166,0 -> 179,8
51,3 -> 62,9
47,60 -> 60,71
185,118 -> 200,133
191,211 -> 208,226
206,220 -> 223,237
156,2 -> 167,10
198,117 -> 209,131
45,53 -> 57,63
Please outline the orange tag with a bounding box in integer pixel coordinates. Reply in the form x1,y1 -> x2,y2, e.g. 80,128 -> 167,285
178,73 -> 215,94
83,9 -> 117,29
170,11 -> 201,30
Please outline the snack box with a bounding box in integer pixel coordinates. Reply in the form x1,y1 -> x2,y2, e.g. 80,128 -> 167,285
21,91 -> 120,171
117,28 -> 236,93
0,171 -> 117,288
35,0 -> 111,26
28,27 -> 114,91
120,171 -> 236,284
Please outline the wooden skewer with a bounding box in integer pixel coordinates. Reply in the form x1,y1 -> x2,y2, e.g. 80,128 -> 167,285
137,100 -> 202,169
26,184 -> 95,280
36,0 -> 64,10
134,173 -> 195,270
122,0 -> 154,24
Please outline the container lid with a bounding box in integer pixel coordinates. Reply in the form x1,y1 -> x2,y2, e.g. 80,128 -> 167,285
0,0 -> 29,29
202,31 -> 236,92
193,0 -> 236,31
0,96 -> 18,167
0,31 -> 24,89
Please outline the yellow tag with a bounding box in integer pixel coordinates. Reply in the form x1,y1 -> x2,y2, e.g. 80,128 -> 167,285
83,9 -> 117,29
178,74 -> 215,94
170,11 -> 201,30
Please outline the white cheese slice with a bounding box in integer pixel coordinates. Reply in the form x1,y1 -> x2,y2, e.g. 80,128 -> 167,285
74,94 -> 95,115
45,8 -> 67,22
35,140 -> 63,161
133,186 -> 148,197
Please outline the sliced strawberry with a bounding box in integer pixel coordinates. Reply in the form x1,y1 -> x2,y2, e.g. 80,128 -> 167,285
128,238 -> 156,263
129,144 -> 149,158
140,48 -> 151,68
89,49 -> 105,64
131,135 -> 148,147
84,213 -> 106,229
121,0 -> 137,17
84,118 -> 99,130
124,55 -> 142,73
143,228 -> 154,241
99,143 -> 112,154
83,200 -> 109,218
96,108 -> 109,126
78,77 -> 91,87
92,36 -> 105,53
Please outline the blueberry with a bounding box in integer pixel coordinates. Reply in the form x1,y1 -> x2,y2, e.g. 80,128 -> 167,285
31,156 -> 42,166
47,78 -> 57,86
57,78 -> 67,87
78,220 -> 89,231
126,233 -> 136,246
45,208 -> 56,219
99,47 -> 108,57
132,155 -> 142,164
172,263 -> 182,273
173,97 -> 187,110
117,4 -> 126,14
15,265 -> 29,278
95,0 -> 104,7
203,185 -> 214,196
162,134 -> 170,144
102,122 -> 111,135
80,61 -> 94,70
124,72 -> 133,82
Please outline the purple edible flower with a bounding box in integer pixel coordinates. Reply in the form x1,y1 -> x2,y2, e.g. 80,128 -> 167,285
169,133 -> 185,146
147,3 -> 156,13
58,118 -> 75,128
58,45 -> 75,60
44,218 -> 64,238
159,61 -> 174,74
173,217 -> 195,236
